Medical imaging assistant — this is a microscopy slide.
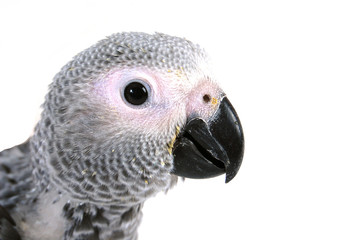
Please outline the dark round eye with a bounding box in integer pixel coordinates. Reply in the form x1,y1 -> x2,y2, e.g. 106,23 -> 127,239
123,82 -> 148,105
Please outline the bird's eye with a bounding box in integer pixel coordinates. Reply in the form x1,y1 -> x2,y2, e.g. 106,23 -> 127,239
123,81 -> 149,105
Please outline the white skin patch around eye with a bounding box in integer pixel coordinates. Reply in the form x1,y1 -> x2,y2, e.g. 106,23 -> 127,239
93,68 -> 157,108
91,67 -> 223,136
91,67 -> 183,133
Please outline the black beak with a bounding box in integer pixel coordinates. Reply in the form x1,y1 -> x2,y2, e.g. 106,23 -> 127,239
172,97 -> 244,183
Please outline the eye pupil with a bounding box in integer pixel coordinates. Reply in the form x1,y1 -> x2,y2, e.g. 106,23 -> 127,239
124,82 -> 148,105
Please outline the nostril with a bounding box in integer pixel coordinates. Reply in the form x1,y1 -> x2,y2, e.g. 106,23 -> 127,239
203,94 -> 211,103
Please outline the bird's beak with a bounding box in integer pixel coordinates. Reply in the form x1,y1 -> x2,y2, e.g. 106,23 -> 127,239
172,97 -> 244,183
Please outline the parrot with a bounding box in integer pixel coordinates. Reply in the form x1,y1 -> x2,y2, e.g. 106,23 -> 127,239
0,32 -> 244,240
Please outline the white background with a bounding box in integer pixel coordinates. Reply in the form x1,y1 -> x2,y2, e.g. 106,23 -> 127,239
1,0 -> 360,239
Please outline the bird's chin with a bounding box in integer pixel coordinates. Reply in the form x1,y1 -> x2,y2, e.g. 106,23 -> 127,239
171,97 -> 244,183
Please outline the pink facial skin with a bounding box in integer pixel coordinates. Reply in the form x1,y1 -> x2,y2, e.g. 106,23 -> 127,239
92,67 -> 223,135
185,78 -> 224,120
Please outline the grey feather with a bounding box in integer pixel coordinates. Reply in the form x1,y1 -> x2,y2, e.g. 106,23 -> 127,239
0,141 -> 32,240
0,208 -> 22,240
0,140 -> 33,209
0,32 -> 208,240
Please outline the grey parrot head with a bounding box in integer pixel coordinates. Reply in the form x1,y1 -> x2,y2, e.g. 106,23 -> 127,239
31,32 -> 244,205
